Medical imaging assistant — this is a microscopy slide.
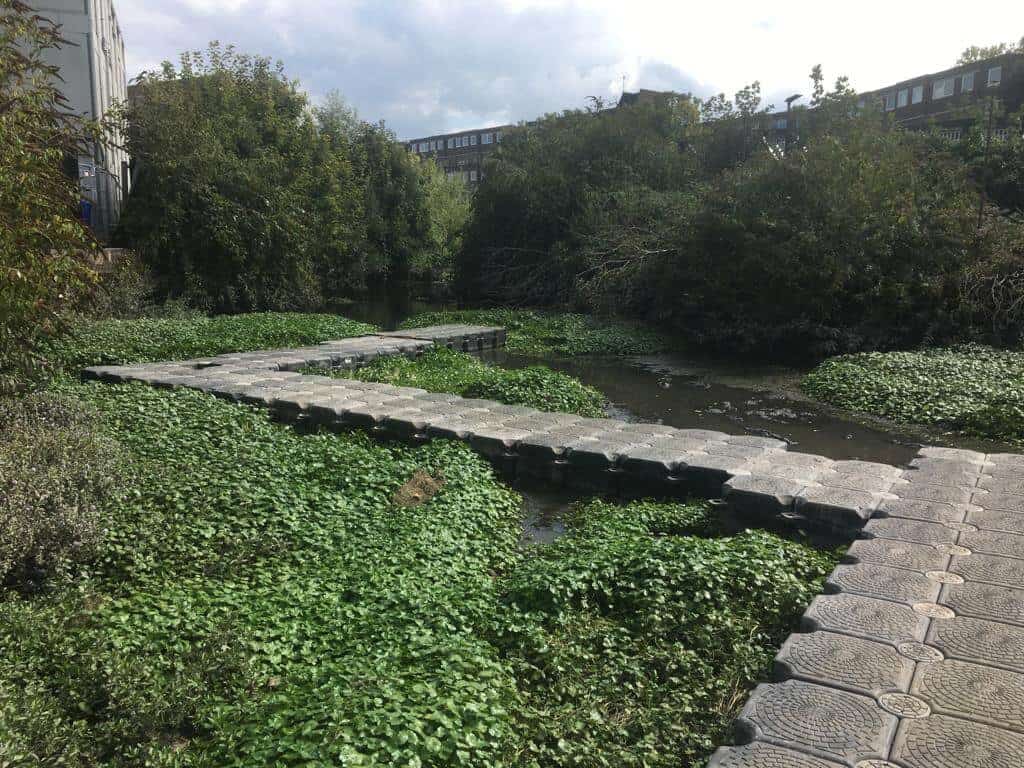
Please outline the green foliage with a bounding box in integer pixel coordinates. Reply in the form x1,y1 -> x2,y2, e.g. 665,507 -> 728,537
500,498 -> 836,765
0,3 -> 97,392
456,70 -> 1024,358
119,44 -> 358,312
47,312 -> 376,369
457,99 -> 699,305
0,392 -> 124,584
957,37 -> 1024,64
322,346 -> 606,417
0,380 -> 833,766
416,159 -> 472,288
400,309 -> 669,357
802,344 -> 1024,442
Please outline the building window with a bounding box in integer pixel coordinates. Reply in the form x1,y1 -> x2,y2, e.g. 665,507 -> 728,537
912,85 -> 924,104
897,88 -> 909,108
470,170 -> 478,182
884,92 -> 896,111
773,117 -> 787,130
933,77 -> 955,99
938,128 -> 962,141
496,131 -> 502,143
482,132 -> 493,144
992,127 -> 1010,142
447,138 -> 454,149
470,134 -> 477,146
962,71 -> 975,92
988,66 -> 1002,87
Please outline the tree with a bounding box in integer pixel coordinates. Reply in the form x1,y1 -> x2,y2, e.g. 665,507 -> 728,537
0,1 -> 97,392
119,43 -> 361,312
415,158 -> 470,289
958,37 -> 1024,64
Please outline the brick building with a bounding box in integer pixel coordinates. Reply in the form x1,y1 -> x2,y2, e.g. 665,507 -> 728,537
404,125 -> 513,185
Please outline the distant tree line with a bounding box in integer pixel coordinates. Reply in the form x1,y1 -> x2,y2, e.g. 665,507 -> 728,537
457,68 -> 1024,359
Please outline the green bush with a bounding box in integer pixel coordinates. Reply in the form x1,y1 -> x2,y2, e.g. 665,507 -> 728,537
321,345 -> 607,417
47,312 -> 376,369
0,393 -> 124,584
802,344 -> 1024,442
400,309 -> 669,357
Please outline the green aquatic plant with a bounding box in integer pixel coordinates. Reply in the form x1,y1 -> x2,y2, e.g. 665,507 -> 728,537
802,344 -> 1024,443
400,309 -> 669,357
316,345 -> 608,417
47,312 -> 377,370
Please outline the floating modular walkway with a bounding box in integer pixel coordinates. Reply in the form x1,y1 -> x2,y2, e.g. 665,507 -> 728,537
82,325 -> 1024,768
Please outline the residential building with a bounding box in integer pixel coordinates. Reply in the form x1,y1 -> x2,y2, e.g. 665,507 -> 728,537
404,125 -> 513,185
30,0 -> 130,239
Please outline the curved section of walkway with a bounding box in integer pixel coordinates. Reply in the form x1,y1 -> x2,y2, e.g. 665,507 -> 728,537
82,325 -> 1024,768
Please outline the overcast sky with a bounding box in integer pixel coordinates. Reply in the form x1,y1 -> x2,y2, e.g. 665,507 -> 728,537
115,0 -> 1024,139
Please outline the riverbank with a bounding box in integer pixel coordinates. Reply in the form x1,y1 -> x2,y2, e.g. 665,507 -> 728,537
802,345 -> 1024,446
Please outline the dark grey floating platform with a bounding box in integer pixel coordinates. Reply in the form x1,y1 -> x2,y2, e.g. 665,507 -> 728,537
83,326 -> 1024,768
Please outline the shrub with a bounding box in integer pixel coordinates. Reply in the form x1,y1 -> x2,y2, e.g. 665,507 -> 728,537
47,312 -> 376,369
802,344 -> 1024,442
0,393 -> 123,583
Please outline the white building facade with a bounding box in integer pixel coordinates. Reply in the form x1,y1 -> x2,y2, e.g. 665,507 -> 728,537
32,0 -> 130,239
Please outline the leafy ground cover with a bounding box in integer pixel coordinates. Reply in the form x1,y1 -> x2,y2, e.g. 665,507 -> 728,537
802,344 -> 1024,443
47,312 -> 377,370
0,380 -> 835,767
399,310 -> 669,357
315,346 -> 607,417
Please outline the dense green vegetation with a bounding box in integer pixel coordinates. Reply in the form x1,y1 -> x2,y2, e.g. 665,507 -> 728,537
459,69 -> 1024,359
319,345 -> 607,417
802,345 -> 1024,443
118,46 -> 468,313
47,312 -> 375,369
0,380 -> 834,766
400,309 -> 669,357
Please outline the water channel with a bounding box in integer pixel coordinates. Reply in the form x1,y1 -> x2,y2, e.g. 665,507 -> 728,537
341,297 -> 1005,543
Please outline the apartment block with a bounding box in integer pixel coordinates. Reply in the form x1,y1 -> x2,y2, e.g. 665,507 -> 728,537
404,125 -> 512,185
31,0 -> 130,239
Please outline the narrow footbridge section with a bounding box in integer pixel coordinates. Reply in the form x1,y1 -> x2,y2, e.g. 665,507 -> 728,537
84,325 -> 1024,768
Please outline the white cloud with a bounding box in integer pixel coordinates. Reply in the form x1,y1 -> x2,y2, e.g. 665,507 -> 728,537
113,0 -> 1024,137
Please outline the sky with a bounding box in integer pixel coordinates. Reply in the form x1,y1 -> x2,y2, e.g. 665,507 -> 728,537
114,0 -> 1024,140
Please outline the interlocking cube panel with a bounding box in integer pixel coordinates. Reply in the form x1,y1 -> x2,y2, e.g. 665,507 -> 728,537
677,452 -> 752,496
722,475 -> 805,519
815,470 -> 898,494
949,552 -> 1024,589
940,581 -> 1024,626
967,509 -> 1024,535
911,659 -> 1024,732
844,539 -> 950,573
774,631 -> 913,696
958,529 -> 1024,559
918,446 -> 988,464
875,497 -> 969,524
927,615 -> 1024,673
801,594 -> 929,645
826,563 -> 941,605
978,475 -> 1024,495
706,742 -> 845,768
891,714 -> 1024,768
733,681 -> 897,765
862,518 -> 958,546
973,491 -> 1024,513
795,487 -> 882,529
893,482 -> 976,506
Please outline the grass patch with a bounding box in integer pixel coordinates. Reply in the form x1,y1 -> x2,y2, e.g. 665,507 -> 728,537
802,344 -> 1024,443
400,309 -> 669,357
47,312 -> 377,370
314,345 -> 607,417
0,381 -> 834,767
